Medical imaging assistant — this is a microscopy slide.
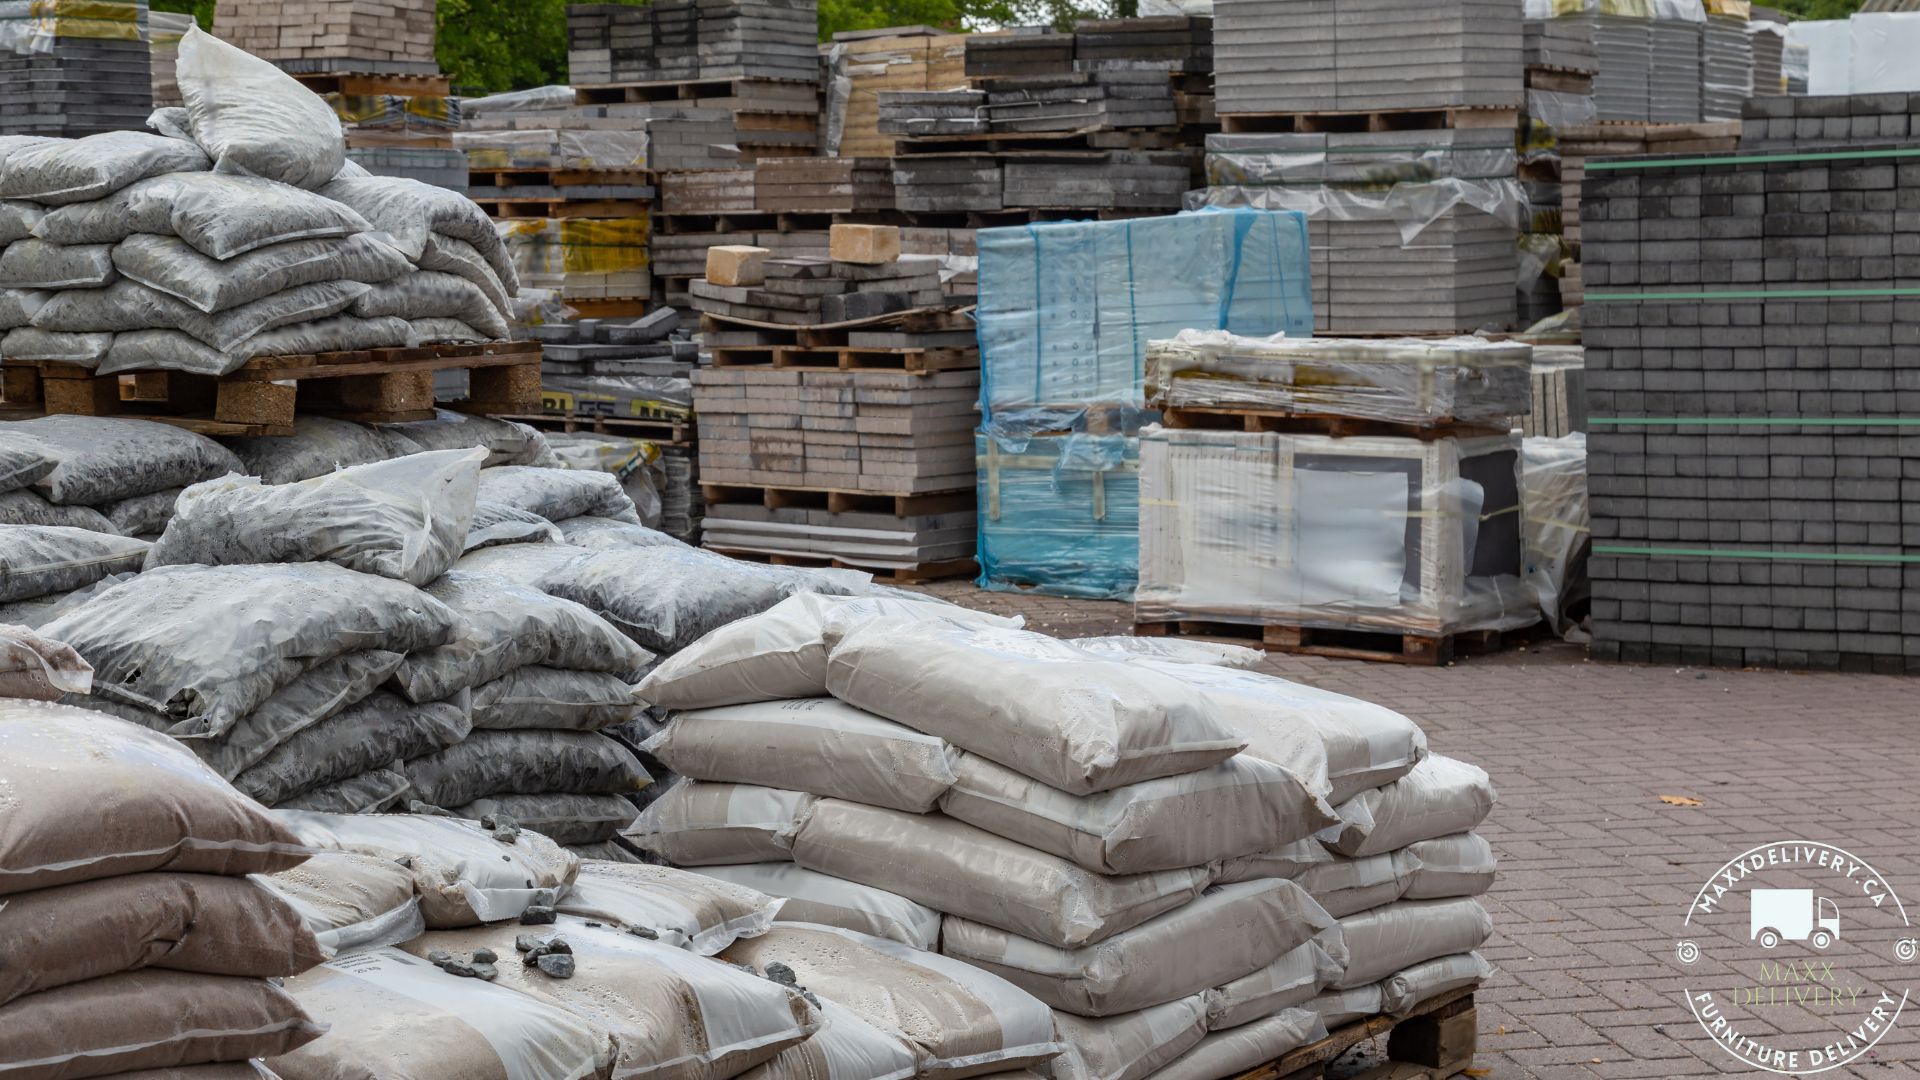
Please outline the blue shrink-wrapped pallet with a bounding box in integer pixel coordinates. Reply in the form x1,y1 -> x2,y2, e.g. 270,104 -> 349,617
976,432 -> 1141,602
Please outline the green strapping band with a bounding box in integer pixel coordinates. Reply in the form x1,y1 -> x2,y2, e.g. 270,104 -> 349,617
1595,545 -> 1920,564
1586,287 -> 1920,301
1590,417 -> 1920,427
1585,147 -> 1920,171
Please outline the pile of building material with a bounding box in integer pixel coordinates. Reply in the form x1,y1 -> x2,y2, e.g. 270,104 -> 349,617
754,156 -> 895,214
1739,92 -> 1919,150
0,0 -> 153,138
213,0 -> 438,74
965,29 -> 1075,78
1648,6 -> 1704,123
1701,0 -> 1753,120
497,218 -> 651,306
821,26 -> 969,157
689,232 -> 944,326
1583,140 -> 1920,672
566,0 -> 819,84
1519,18 -> 1598,322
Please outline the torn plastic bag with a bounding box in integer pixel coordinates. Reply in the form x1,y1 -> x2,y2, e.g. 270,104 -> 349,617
319,174 -> 519,292
375,409 -> 550,466
726,921 -> 1063,1079
0,701 -> 310,895
1297,851 -> 1412,918
555,515 -> 691,551
255,849 -> 426,954
41,563 -> 457,737
647,697 -> 959,813
1051,996 -> 1210,1080
1380,952 -> 1490,1016
1333,897 -> 1493,989
826,617 -> 1247,796
278,769 -> 412,814
940,879 -> 1334,1017
411,316 -> 488,343
465,500 -> 562,550
177,25 -> 345,190
1402,832 -> 1497,901
0,489 -> 118,531
1151,1009 -> 1326,1080
402,729 -> 650,808
476,464 -> 641,524
269,948 -> 614,1080
0,525 -> 149,601
698,862 -> 943,951
113,232 -> 413,314
394,571 -> 649,703
1205,932 -> 1348,1032
0,238 -> 115,288
0,623 -> 92,700
0,130 -> 210,205
638,591 -> 1019,710
741,996 -> 922,1080
277,811 -> 578,928
555,860 -> 783,953
0,286 -> 48,328
98,486 -> 181,536
146,448 -> 483,586
238,692 -> 472,806
469,665 -> 638,730
225,416 -> 397,484
0,201 -> 41,244
351,269 -> 510,338
453,792 -> 636,846
791,799 -> 1211,949
623,781 -> 818,866
36,172 -> 373,260
184,649 -> 406,780
1322,754 -> 1496,858
1069,636 -> 1264,668
9,414 -> 243,506
417,232 -> 511,315
147,104 -> 194,141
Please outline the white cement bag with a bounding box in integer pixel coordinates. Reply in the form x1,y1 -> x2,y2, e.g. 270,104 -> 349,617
827,618 -> 1246,796
1069,637 -> 1264,668
1140,1008 -> 1326,1080
269,948 -> 615,1080
1322,754 -> 1496,858
418,232 -> 511,316
455,793 -> 636,846
395,570 -> 651,702
0,622 -> 92,700
237,692 -> 471,806
638,591 -> 1019,710
99,486 -> 181,536
1403,832 -> 1497,901
555,860 -> 783,954
0,201 -> 42,244
0,489 -> 117,531
939,750 -> 1331,876
725,922 -> 1064,1079
940,879 -> 1334,1017
402,729 -> 650,808
467,667 -> 639,730
225,416 -> 397,484
624,781 -> 817,865
114,232 -> 413,314
146,448 -> 482,586
10,414 -> 242,505
1306,984 -> 1383,1028
1333,897 -> 1493,989
279,768 -> 412,814
397,918 -> 818,1080
739,996 -> 922,1080
37,172 -> 372,260
0,326 -> 113,364
0,238 -> 116,287
277,810 -> 579,928
647,697 -> 958,813
1051,996 -> 1210,1080
256,849 -> 427,954
184,649 -> 405,780
1297,852 -> 1413,919
0,286 -> 48,328
792,799 -> 1211,949
1204,932 -> 1348,1032
697,863 -> 944,951
376,409 -> 550,466
0,525 -> 149,601
178,25 -> 346,190
352,269 -> 511,339
0,130 -> 210,204
43,562 -> 456,736
477,464 -> 641,524
320,175 -> 518,290
1380,952 -> 1490,1016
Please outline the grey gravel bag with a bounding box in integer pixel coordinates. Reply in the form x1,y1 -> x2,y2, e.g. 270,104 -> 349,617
105,312 -> 417,376
0,287 -> 48,328
0,525 -> 149,601
1296,851 -> 1411,919
411,317 -> 488,343
1401,832 -> 1497,901
375,409 -> 549,466
0,490 -> 118,532
319,174 -> 518,291
0,239 -> 115,288
113,232 -> 412,314
98,487 -> 181,536
10,415 -> 242,505
402,729 -> 650,808
237,691 -> 471,806
464,500 -> 562,550
224,416 -> 397,484
184,649 -> 406,779
1379,952 -> 1490,1016
554,516 -> 690,550
469,665 -> 638,730
1205,932 -> 1348,1031
418,233 -> 511,316
453,792 -> 638,845
177,25 -> 345,190
0,202 -> 42,245
352,270 -> 511,339
41,562 -> 456,736
36,279 -> 370,353
37,172 -> 371,260
0,130 -> 210,204
0,327 -> 113,364
0,572 -> 131,628
1322,754 -> 1496,858
146,448 -> 483,586
277,769 -> 412,814
476,464 -> 641,525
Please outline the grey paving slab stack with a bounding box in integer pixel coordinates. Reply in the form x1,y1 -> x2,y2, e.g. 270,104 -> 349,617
0,0 -> 153,137
1738,93 -> 1919,151
1582,144 -> 1920,673
566,0 -> 819,82
1647,9 -> 1703,124
213,0 -> 439,74
1589,11 -> 1652,121
1748,7 -> 1785,97
1700,3 -> 1752,121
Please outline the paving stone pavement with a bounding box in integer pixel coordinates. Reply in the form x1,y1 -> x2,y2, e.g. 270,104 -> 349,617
918,583 -> 1920,1079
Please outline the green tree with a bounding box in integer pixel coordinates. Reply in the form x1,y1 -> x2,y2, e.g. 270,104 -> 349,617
149,0 -> 215,29
1771,0 -> 1865,17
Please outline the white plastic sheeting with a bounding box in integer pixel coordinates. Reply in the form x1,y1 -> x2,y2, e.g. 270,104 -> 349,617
177,24 -> 346,190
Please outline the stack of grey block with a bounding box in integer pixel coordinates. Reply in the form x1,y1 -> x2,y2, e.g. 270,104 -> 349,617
566,0 -> 819,82
529,308 -> 697,377
1213,0 -> 1522,114
1583,145 -> 1920,673
1749,8 -> 1785,98
1646,16 -> 1702,124
1701,9 -> 1752,121
1523,17 -> 1598,74
0,2 -> 153,137
1738,94 -> 1920,151
1586,13 -> 1652,121
702,498 -> 977,571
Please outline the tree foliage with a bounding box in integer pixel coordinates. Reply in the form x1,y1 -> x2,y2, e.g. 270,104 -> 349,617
149,0 -> 215,28
1770,0 -> 1865,18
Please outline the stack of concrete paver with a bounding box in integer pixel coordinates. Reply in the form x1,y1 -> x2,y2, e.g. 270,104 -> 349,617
1523,16 -> 1599,75
1738,93 -> 1920,150
689,246 -> 945,327
1583,142 -> 1920,673
754,157 -> 895,213
566,0 -> 819,83
1701,0 -> 1753,121
964,29 -> 1075,78
1647,10 -> 1703,124
822,26 -> 969,157
213,0 -> 438,74
1587,9 -> 1653,121
0,0 -> 152,137
1749,7 -> 1786,97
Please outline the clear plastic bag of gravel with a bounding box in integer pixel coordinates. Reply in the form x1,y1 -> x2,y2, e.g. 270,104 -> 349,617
42,562 -> 456,737
553,515 -> 691,550
114,232 -> 413,314
0,201 -> 42,244
146,448 -> 482,586
37,172 -> 372,260
0,286 -> 48,328
0,131 -> 211,205
101,310 -> 416,378
319,174 -> 519,292
0,489 -> 116,532
624,781 -> 819,866
278,768 -> 413,815
554,860 -> 783,954
1151,1008 -> 1326,1080
98,487 -> 182,536
35,278 -> 370,352
238,692 -> 472,807
177,25 -> 345,190
0,326 -> 114,364
452,792 -> 636,846
8,414 -> 242,505
1322,754 -> 1496,858
0,622 -> 92,700
464,500 -> 562,550
698,863 -> 945,951
396,571 -> 652,703
418,232 -> 511,316
255,849 -> 425,955
403,729 -> 650,809
1332,897 -> 1493,990
469,666 -> 638,731
476,464 -> 640,525
411,316 -> 488,343
0,570 -> 133,628
375,409 -> 550,466
183,649 -> 405,780
352,270 -> 511,339
0,238 -> 116,288
1051,995 -> 1210,1080
224,416 -> 396,484
0,525 -> 150,601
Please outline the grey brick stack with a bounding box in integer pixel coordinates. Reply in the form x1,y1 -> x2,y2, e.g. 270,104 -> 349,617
0,1 -> 152,137
1581,144 -> 1920,673
1739,94 -> 1920,151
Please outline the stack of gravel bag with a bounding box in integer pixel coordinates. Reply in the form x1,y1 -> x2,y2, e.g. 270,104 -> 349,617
0,622 -> 93,700
0,701 -> 328,1078
0,415 -> 241,539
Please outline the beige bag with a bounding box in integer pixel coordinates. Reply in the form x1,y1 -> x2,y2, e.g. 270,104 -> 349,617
646,697 -> 958,813
1296,851 -> 1412,918
0,970 -> 322,1080
0,872 -> 324,1007
623,781 -> 817,865
1322,755 -> 1496,858
637,591 -> 1019,710
0,701 -> 309,895
1333,897 -> 1494,989
1402,832 -> 1497,901
269,948 -> 615,1080
826,618 -> 1247,795
697,862 -> 943,950
1149,1008 -> 1326,1080
1305,983 -> 1382,1028
724,922 -> 1062,1079
939,751 -> 1332,876
255,850 -> 424,954
1380,951 -> 1490,1015
1050,996 -> 1210,1080
940,879 -> 1333,1017
276,811 -> 578,928
1204,932 -> 1347,1032
736,996 -> 921,1080
0,622 -> 91,699
398,920 -> 818,1080
555,860 -> 783,955
791,799 -> 1210,949
1211,836 -> 1334,885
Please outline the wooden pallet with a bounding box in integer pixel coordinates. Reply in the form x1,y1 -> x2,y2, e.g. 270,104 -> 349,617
471,196 -> 652,220
706,546 -> 979,584
702,482 -> 973,517
1133,618 -> 1538,667
1526,68 -> 1594,94
1235,988 -> 1479,1080
0,342 -> 540,437
1219,106 -> 1518,135
892,125 -> 1193,155
495,411 -> 696,446
566,297 -> 656,319
467,168 -> 655,190
1160,406 -> 1511,442
291,71 -> 451,97
574,76 -> 818,110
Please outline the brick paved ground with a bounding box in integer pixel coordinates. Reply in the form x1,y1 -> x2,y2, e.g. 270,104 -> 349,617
919,582 -> 1920,1079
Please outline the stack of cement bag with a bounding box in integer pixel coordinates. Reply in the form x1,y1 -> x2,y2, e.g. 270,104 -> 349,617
625,593 -> 1497,1078
0,415 -> 242,541
0,26 -> 514,377
0,702 -> 329,1076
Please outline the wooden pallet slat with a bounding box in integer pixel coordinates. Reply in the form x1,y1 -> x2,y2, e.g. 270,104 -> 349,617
1160,406 -> 1511,442
1134,618 -> 1536,667
1219,106 -> 1518,135
700,482 -> 973,518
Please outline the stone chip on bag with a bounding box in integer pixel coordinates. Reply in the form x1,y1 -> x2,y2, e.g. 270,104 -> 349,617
1322,753 -> 1497,858
623,780 -> 819,866
1050,995 -> 1210,1080
697,862 -> 945,951
553,860 -> 784,955
256,850 -> 426,955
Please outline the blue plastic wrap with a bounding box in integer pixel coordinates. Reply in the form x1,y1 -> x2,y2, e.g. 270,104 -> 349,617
976,431 -> 1141,601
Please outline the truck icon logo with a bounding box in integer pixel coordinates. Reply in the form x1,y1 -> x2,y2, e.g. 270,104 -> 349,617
1750,888 -> 1842,950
